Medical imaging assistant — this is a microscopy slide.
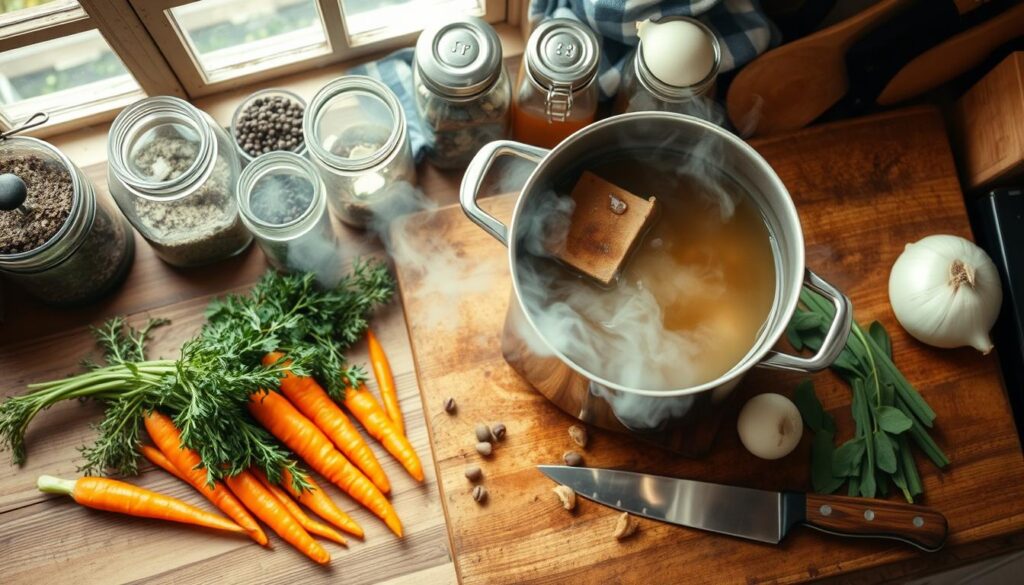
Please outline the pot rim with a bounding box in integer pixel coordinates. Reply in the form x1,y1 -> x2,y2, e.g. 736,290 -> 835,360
506,112 -> 806,397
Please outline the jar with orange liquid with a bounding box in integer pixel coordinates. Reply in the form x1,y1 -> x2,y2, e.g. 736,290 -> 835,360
512,19 -> 599,149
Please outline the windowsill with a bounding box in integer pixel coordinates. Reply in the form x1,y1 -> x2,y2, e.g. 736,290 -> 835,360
41,22 -> 525,169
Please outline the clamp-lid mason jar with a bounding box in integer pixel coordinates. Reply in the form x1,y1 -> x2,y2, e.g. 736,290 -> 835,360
304,76 -> 416,229
0,117 -> 134,306
512,18 -> 599,149
237,151 -> 343,287
107,96 -> 252,267
614,17 -> 721,116
414,16 -> 511,169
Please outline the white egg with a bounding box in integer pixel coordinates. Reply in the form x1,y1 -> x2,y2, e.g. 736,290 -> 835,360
737,393 -> 804,460
637,19 -> 715,87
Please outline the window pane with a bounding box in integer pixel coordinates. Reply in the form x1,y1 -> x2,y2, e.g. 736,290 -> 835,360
0,28 -> 142,124
169,0 -> 329,82
0,0 -> 76,24
340,0 -> 483,45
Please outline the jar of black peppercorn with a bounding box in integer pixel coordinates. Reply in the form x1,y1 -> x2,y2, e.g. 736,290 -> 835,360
0,120 -> 134,306
414,16 -> 511,170
230,88 -> 307,165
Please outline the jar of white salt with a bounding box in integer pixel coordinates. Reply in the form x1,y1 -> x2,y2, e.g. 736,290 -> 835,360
303,76 -> 416,229
107,96 -> 252,267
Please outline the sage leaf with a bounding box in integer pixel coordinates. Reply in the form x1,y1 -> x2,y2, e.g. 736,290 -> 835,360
876,405 -> 913,434
859,457 -> 877,498
812,430 -> 843,494
794,380 -> 826,433
869,321 -> 892,359
787,327 -> 805,351
874,431 -> 898,473
790,311 -> 825,332
832,438 -> 866,477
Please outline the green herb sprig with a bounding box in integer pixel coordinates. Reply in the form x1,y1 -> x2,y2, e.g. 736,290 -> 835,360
789,289 -> 949,503
0,260 -> 395,490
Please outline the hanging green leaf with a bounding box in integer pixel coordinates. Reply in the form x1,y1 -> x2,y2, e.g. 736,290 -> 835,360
832,438 -> 866,477
869,321 -> 892,359
873,431 -> 898,473
876,405 -> 913,434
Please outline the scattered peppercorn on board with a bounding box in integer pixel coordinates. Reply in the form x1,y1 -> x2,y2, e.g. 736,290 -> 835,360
391,107 -> 1024,585
0,164 -> 462,584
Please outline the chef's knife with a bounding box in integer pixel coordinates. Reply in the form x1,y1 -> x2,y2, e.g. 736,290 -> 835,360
538,465 -> 947,551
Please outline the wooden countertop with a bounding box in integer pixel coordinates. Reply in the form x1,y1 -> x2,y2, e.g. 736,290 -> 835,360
2,106 -> 1023,584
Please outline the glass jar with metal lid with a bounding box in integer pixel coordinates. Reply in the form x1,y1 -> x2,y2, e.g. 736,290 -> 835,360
512,18 -> 600,149
614,17 -> 721,115
414,16 -> 511,170
304,76 -> 416,229
237,151 -> 343,287
0,115 -> 134,306
107,96 -> 251,267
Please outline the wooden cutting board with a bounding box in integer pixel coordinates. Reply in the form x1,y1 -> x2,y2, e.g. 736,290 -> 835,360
392,107 -> 1024,584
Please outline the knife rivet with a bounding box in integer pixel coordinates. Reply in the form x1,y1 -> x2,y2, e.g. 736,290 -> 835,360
864,509 -> 875,521
913,516 -> 924,527
819,505 -> 832,517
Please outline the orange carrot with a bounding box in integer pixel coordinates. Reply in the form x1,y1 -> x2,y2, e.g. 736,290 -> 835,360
248,390 -> 403,537
225,470 -> 330,564
367,330 -> 404,436
252,469 -> 347,546
263,352 -> 390,494
38,475 -> 245,535
280,466 -> 364,539
143,410 -> 268,546
344,383 -> 424,482
140,444 -> 186,481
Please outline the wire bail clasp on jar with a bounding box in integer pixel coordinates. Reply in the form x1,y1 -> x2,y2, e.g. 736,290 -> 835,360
0,112 -> 49,141
545,82 -> 574,122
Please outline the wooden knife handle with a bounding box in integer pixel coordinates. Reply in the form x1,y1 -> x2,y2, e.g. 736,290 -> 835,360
804,494 -> 948,551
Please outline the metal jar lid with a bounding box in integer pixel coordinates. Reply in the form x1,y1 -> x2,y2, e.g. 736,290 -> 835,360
415,17 -> 503,98
525,18 -> 599,91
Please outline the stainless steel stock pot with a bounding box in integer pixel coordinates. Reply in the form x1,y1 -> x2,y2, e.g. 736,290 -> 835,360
459,112 -> 851,455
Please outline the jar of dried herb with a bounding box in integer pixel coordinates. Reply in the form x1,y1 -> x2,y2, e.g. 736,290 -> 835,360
0,127 -> 134,306
304,76 -> 416,229
237,151 -> 344,287
414,17 -> 510,170
107,96 -> 252,267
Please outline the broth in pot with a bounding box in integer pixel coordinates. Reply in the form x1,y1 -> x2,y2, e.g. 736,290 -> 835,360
516,150 -> 777,391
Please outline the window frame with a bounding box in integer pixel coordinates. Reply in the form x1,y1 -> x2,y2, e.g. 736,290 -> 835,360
131,0 -> 508,97
0,0 -> 524,135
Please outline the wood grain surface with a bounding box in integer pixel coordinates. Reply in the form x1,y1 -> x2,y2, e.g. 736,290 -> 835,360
0,162 -> 463,584
393,107 -> 1024,584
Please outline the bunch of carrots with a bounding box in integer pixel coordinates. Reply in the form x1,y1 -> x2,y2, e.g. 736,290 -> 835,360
38,329 -> 418,565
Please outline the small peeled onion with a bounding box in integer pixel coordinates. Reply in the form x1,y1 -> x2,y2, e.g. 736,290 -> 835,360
737,393 -> 803,460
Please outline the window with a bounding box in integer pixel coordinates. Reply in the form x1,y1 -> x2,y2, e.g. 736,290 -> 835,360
0,0 -> 514,131
0,28 -> 141,127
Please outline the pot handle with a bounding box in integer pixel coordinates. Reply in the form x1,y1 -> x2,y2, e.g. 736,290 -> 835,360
460,140 -> 548,247
759,270 -> 853,373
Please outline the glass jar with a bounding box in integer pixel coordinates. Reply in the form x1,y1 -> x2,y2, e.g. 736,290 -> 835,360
0,134 -> 133,306
512,18 -> 600,149
614,17 -> 721,115
237,151 -> 343,287
304,76 -> 416,229
414,16 -> 511,169
107,96 -> 252,267
230,88 -> 308,165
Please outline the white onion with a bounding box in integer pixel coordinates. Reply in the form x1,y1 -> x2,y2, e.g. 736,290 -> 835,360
737,393 -> 803,460
888,234 -> 1002,353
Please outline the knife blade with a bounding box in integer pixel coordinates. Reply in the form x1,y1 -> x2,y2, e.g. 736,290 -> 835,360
538,466 -> 947,551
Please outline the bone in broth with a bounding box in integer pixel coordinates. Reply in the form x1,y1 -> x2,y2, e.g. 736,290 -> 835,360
517,151 -> 778,390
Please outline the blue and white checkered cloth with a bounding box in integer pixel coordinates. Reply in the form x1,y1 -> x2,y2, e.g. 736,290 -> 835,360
530,0 -> 780,99
353,1 -> 778,159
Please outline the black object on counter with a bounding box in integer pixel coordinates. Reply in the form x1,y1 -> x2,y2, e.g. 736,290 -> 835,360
0,172 -> 29,213
969,187 -> 1024,442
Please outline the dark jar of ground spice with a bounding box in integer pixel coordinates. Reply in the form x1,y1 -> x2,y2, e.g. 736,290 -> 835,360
0,136 -> 134,306
237,151 -> 344,287
107,96 -> 252,267
230,88 -> 307,165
